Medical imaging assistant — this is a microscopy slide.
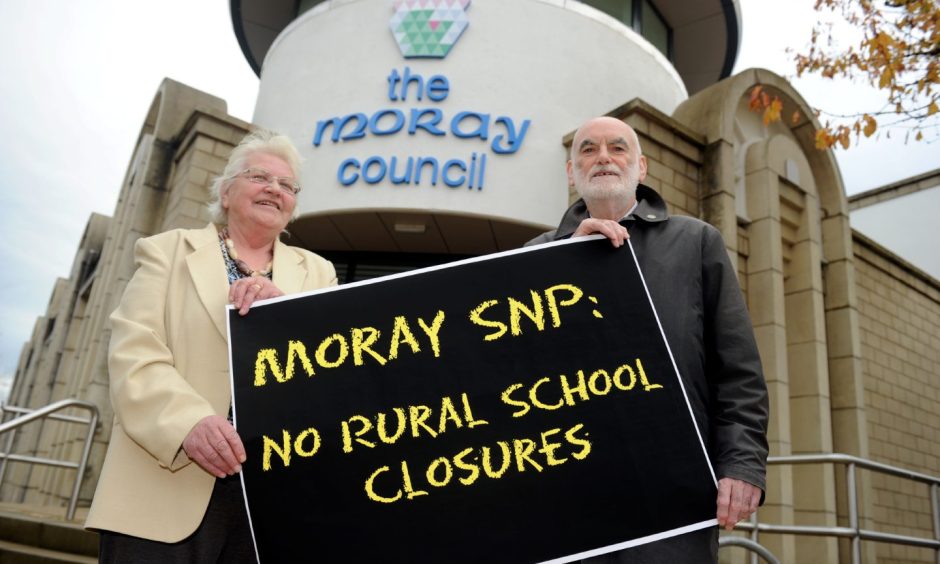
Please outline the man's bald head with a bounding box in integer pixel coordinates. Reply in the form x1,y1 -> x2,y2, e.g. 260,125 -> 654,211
567,117 -> 648,218
569,117 -> 643,161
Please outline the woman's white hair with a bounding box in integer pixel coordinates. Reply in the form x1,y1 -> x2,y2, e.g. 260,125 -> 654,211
207,129 -> 304,224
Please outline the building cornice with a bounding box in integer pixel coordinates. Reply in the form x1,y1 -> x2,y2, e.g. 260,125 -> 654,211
848,168 -> 940,211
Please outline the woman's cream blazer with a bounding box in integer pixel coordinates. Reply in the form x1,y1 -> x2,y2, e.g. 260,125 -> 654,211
85,223 -> 336,542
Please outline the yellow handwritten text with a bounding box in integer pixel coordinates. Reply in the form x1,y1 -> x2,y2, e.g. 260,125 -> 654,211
341,393 -> 487,454
501,359 -> 663,418
261,427 -> 322,471
364,423 -> 592,503
469,284 -> 601,341
253,310 -> 445,386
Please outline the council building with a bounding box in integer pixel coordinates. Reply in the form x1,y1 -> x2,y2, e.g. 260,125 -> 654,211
2,1 -> 938,562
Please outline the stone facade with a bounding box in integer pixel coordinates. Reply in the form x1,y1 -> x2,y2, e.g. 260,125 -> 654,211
2,79 -> 250,509
3,71 -> 939,563
854,233 -> 940,563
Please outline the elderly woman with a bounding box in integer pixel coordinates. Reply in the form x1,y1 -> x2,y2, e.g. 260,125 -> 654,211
86,130 -> 336,561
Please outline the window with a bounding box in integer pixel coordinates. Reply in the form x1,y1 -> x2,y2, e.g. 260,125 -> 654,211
641,0 -> 669,58
578,0 -> 671,59
297,0 -> 328,17
579,0 -> 633,25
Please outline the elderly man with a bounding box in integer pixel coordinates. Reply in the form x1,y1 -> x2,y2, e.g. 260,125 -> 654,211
527,117 -> 768,563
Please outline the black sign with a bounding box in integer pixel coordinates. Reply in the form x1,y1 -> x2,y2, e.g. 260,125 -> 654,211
228,238 -> 717,563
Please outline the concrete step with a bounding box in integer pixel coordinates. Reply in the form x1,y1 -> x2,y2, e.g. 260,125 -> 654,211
0,539 -> 96,564
0,505 -> 96,563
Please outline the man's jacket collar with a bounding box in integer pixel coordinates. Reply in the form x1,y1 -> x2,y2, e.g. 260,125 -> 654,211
552,184 -> 669,240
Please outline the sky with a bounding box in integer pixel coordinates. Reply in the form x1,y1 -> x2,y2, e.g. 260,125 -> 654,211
851,188 -> 940,279
0,0 -> 936,401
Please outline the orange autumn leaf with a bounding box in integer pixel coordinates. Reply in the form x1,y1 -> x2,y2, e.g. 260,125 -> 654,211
878,67 -> 894,89
763,98 -> 784,125
862,115 -> 877,137
748,86 -> 764,112
785,0 -> 939,147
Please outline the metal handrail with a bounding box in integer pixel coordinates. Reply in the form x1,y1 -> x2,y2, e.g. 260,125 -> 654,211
0,399 -> 100,521
733,453 -> 940,564
718,536 -> 781,564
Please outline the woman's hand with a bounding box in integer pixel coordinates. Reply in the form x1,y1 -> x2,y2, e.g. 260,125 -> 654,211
182,415 -> 246,478
229,275 -> 284,316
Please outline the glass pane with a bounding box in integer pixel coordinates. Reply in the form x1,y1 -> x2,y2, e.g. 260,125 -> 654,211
642,0 -> 669,57
578,0 -> 634,27
298,0 -> 328,17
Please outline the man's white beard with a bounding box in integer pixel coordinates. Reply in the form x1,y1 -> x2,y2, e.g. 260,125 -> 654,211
575,163 -> 639,205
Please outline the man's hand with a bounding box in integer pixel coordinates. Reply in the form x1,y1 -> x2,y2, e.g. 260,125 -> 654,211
182,415 -> 246,478
716,477 -> 762,530
572,218 -> 629,247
